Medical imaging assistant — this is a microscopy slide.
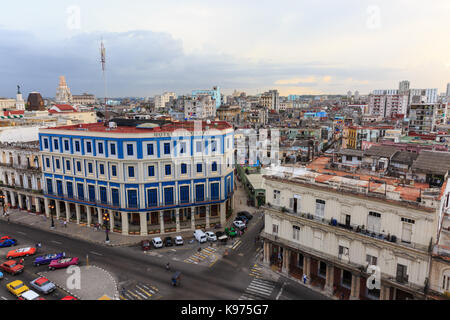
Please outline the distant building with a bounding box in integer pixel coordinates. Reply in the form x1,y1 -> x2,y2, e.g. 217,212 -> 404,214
446,83 -> 450,97
154,92 -> 177,109
399,80 -> 410,94
192,87 -> 221,109
72,93 -> 96,105
259,90 -> 280,112
27,92 -> 45,111
55,76 -> 72,104
184,96 -> 216,119
0,98 -> 16,110
408,103 -> 446,134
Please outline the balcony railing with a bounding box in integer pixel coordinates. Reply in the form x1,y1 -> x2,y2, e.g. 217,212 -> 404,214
264,205 -> 429,252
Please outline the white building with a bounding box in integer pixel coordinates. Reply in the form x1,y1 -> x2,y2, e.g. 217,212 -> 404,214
154,92 -> 177,109
55,76 -> 72,104
184,96 -> 216,119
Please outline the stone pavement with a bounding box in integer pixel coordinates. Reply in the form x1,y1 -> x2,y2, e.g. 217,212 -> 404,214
38,265 -> 119,300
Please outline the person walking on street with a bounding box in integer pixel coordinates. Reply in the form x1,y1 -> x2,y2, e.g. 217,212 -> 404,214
63,220 -> 67,228
303,274 -> 307,285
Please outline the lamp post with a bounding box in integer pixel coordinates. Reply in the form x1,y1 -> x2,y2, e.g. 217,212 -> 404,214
103,212 -> 110,244
49,203 -> 55,229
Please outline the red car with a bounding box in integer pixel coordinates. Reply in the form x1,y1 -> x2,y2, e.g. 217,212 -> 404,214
61,296 -> 78,300
6,247 -> 36,259
0,260 -> 24,275
49,257 -> 79,270
0,236 -> 12,241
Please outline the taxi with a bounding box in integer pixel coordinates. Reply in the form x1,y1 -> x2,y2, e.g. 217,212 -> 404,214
6,280 -> 30,297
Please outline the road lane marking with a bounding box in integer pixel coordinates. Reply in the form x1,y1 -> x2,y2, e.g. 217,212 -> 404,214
51,240 -> 62,245
90,251 -> 103,256
16,231 -> 26,235
1,296 -> 7,300
276,282 -> 286,300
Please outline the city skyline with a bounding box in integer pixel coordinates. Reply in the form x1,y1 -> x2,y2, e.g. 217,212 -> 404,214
0,1 -> 449,98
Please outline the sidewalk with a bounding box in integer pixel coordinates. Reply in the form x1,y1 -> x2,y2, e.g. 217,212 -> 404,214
4,208 -> 196,247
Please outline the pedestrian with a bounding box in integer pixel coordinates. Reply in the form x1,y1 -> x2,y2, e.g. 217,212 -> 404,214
303,274 -> 307,284
64,220 -> 67,228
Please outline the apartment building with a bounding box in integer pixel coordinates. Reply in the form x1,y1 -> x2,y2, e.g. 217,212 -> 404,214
260,156 -> 450,300
38,120 -> 235,236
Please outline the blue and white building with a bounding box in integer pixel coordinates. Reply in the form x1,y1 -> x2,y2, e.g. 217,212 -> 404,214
39,120 -> 235,236
192,86 -> 221,109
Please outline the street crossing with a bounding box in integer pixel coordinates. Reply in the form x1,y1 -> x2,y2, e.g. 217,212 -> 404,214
249,263 -> 263,279
239,278 -> 277,300
184,247 -> 217,265
119,283 -> 159,300
231,239 -> 242,250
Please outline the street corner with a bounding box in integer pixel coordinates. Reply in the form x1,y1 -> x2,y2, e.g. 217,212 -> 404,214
38,265 -> 119,300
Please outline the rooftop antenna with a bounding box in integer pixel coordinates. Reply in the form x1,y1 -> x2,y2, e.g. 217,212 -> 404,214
100,38 -> 108,124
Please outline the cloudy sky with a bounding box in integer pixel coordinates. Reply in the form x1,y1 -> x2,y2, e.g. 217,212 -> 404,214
1,0 -> 449,98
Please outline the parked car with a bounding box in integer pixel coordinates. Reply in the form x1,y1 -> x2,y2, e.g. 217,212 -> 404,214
205,231 -> 217,242
233,220 -> 246,230
235,216 -> 249,224
164,237 -> 173,247
6,280 -> 29,297
18,290 -> 43,300
61,295 -> 78,300
215,231 -> 228,243
225,227 -> 237,238
6,247 -> 36,259
0,260 -> 24,275
238,211 -> 253,220
152,237 -> 163,248
0,236 -> 12,241
49,257 -> 79,270
0,238 -> 17,248
141,240 -> 151,251
33,252 -> 65,266
29,277 -> 56,294
174,236 -> 184,246
0,271 -> 3,280
193,230 -> 207,243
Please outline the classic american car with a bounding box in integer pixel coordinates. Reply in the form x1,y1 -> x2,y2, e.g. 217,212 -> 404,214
6,280 -> 29,297
0,238 -> 16,248
6,247 -> 36,259
49,257 -> 79,270
0,260 -> 24,275
30,277 -> 56,294
33,252 -> 65,266
61,295 -> 78,300
0,236 -> 12,241
18,290 -> 44,300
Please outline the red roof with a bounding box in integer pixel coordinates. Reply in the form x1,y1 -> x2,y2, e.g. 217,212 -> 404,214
49,104 -> 78,113
4,110 -> 25,116
46,121 -> 233,134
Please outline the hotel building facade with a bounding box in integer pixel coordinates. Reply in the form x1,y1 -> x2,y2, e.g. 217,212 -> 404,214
38,120 -> 235,235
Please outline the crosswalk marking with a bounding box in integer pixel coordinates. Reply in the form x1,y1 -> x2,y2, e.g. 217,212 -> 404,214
135,285 -> 152,297
239,278 -> 277,301
121,283 -> 159,300
184,247 -> 217,264
231,240 -> 242,250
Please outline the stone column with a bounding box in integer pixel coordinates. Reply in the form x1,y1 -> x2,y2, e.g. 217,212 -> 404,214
3,191 -> 9,206
55,201 -> 61,219
26,196 -> 32,211
109,210 -> 114,231
160,211 -> 165,234
191,207 -> 196,230
282,248 -> 290,274
304,256 -> 311,278
206,205 -> 210,228
34,197 -> 41,213
44,198 -> 50,217
140,212 -> 148,236
220,202 -> 226,226
121,212 -> 129,235
65,202 -> 70,221
263,241 -> 270,264
97,208 -> 102,225
350,274 -> 360,300
75,204 -> 81,224
10,191 -> 16,207
86,206 -> 92,226
18,194 -> 23,210
325,264 -> 335,295
175,208 -> 180,233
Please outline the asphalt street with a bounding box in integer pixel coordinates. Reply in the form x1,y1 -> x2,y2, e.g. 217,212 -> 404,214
0,211 -> 328,300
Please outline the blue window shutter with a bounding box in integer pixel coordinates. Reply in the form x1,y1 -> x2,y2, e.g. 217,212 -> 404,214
67,182 -> 73,198
147,189 -> 157,207
128,190 -> 138,208
181,163 -> 187,174
57,180 -> 63,196
77,184 -> 84,200
164,187 -> 174,205
211,183 -> 219,200
127,144 -> 133,156
148,166 -> 155,177
98,143 -> 104,154
180,186 -> 189,204
147,144 -> 154,155
165,165 -> 171,175
89,185 -> 96,202
100,187 -> 107,204
164,143 -> 170,154
110,143 -> 116,155
112,189 -> 120,206
196,184 -> 204,202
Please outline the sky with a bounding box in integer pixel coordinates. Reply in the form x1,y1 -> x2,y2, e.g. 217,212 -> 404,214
0,0 -> 449,98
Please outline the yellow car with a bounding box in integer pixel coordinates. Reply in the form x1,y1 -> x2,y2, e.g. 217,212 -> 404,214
6,280 -> 30,297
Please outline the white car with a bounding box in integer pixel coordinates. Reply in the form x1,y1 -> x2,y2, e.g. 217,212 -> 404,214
205,232 -> 217,242
233,220 -> 246,230
20,290 -> 41,300
174,236 -> 184,246
152,237 -> 163,248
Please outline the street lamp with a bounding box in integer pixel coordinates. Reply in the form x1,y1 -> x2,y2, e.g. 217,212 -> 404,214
49,203 -> 55,229
103,212 -> 110,244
